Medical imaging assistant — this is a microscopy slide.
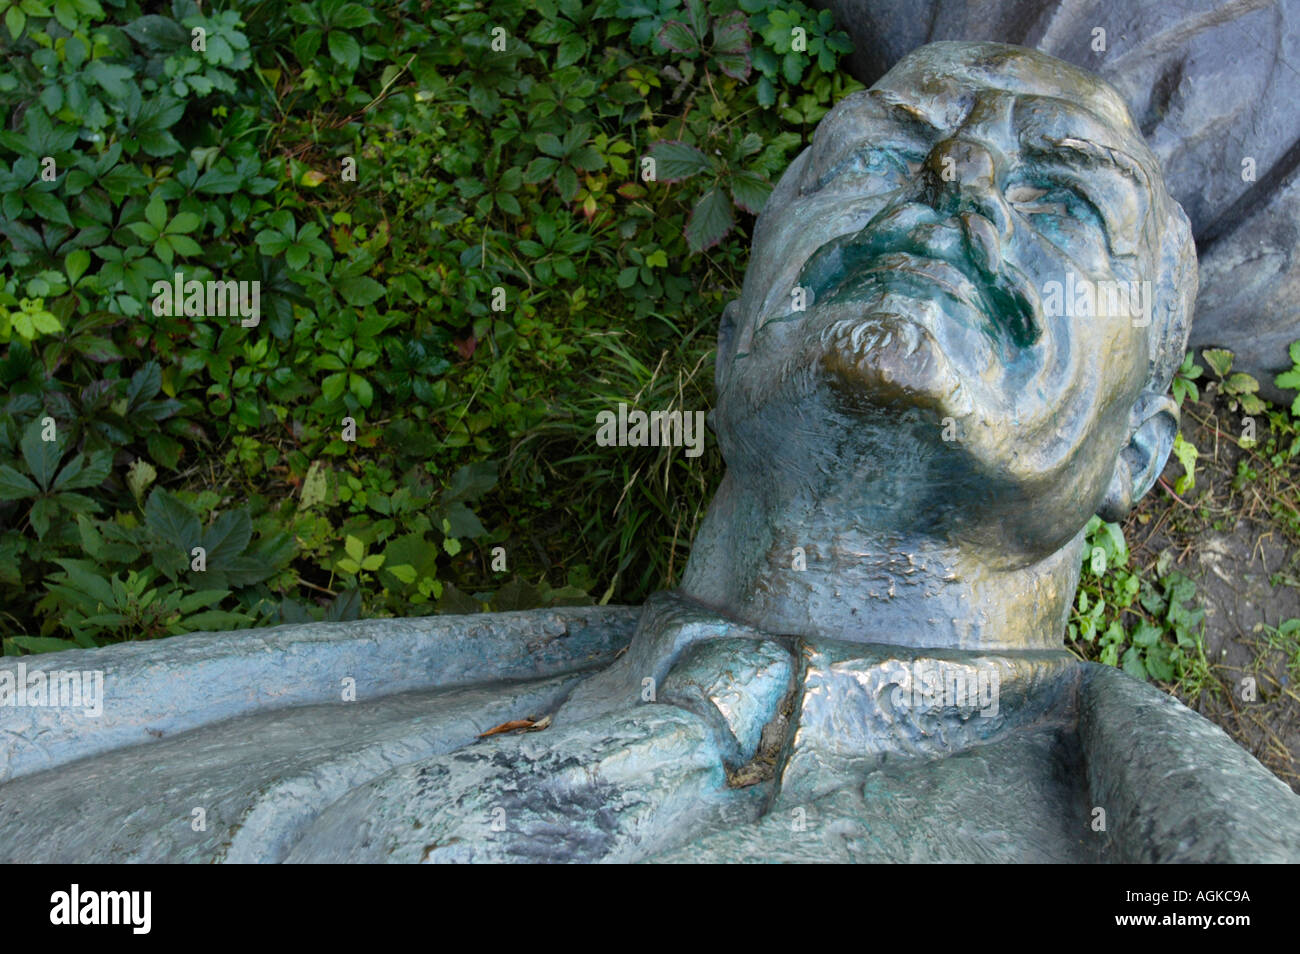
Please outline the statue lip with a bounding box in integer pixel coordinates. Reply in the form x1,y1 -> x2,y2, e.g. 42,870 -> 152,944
861,252 -> 984,316
802,227 -> 1042,349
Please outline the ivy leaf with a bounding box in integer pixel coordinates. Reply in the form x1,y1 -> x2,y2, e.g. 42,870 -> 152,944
0,465 -> 39,500
20,420 -> 64,491
328,31 -> 361,71
684,186 -> 733,252
729,170 -> 771,214
647,140 -> 712,182
1201,348 -> 1233,378
144,487 -> 202,552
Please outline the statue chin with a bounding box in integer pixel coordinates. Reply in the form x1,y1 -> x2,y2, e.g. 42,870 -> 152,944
819,310 -> 969,416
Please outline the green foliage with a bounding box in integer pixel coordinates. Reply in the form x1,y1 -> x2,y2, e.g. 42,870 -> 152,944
1069,516 -> 1206,685
0,0 -> 861,652
1172,431 -> 1198,495
1171,350 -> 1202,406
1273,339 -> 1300,417
1201,347 -> 1265,416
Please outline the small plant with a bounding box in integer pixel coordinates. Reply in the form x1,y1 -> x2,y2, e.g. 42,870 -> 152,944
1273,339 -> 1300,417
1201,347 -> 1265,415
1171,350 -> 1202,406
1171,431 -> 1198,495
1069,516 -> 1206,685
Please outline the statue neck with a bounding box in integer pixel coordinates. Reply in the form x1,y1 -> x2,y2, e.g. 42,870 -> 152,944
678,472 -> 1084,651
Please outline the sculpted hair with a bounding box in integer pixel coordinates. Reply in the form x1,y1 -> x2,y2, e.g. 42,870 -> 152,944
1147,195 -> 1197,397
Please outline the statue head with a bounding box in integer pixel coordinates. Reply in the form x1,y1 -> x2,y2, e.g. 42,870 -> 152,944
711,41 -> 1196,566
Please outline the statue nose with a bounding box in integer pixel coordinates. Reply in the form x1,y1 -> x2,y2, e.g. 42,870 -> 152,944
924,140 -> 997,210
921,139 -> 1010,276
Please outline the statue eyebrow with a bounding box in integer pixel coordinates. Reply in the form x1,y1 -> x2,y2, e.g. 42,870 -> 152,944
1030,135 -> 1151,193
867,89 -> 945,131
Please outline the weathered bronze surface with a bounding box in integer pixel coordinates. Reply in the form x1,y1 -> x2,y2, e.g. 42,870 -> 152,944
1,42 -> 1297,864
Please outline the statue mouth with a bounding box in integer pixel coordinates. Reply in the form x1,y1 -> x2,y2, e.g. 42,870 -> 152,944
859,252 -> 990,321
798,225 -> 1044,350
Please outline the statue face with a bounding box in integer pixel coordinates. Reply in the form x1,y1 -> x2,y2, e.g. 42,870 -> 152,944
714,43 -> 1182,558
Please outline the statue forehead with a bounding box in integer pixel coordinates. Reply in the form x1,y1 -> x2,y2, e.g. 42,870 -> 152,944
874,41 -> 1137,131
809,42 -> 1153,179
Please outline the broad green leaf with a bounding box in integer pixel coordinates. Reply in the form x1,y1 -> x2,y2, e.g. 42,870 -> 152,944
167,211 -> 201,234
3,635 -> 81,655
20,420 -> 64,491
729,170 -> 771,214
53,449 -> 112,490
328,31 -> 361,71
338,276 -> 384,306
647,141 -> 711,182
180,609 -> 253,632
145,487 -> 201,551
0,464 -> 39,500
65,248 -> 90,285
127,458 -> 157,501
202,510 -> 252,569
388,564 -> 417,584
1274,369 -> 1300,391
1201,347 -> 1233,378
656,19 -> 698,54
300,460 -> 329,508
685,186 -> 733,252
177,589 -> 232,614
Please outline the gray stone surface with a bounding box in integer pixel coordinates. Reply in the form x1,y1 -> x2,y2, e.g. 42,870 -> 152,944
1080,663 -> 1300,862
652,729 -> 1103,863
775,643 -> 1079,805
0,673 -> 589,863
0,604 -> 637,784
819,0 -> 1300,397
660,636 -> 795,767
285,704 -> 767,864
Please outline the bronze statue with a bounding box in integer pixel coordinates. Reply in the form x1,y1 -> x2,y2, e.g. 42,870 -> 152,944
1,42 -> 1296,864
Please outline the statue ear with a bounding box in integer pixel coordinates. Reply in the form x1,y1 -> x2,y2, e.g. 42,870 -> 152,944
716,300 -> 740,392
1097,391 -> 1179,522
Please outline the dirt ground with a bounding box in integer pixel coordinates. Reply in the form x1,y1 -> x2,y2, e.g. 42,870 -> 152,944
1125,383 -> 1300,792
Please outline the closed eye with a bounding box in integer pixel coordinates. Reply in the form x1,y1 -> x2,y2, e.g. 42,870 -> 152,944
1006,184 -> 1100,225
816,147 -> 923,191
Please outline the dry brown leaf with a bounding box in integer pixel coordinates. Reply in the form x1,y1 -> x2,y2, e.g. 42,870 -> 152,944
477,713 -> 554,738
